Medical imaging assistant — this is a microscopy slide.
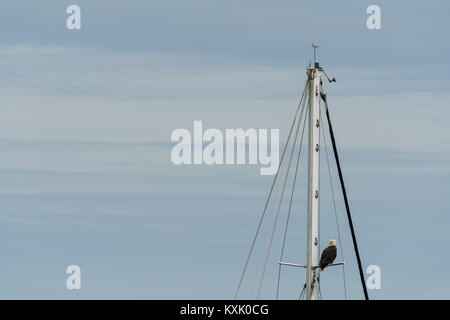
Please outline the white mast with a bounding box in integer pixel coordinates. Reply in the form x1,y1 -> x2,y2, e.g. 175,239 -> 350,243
306,44 -> 322,300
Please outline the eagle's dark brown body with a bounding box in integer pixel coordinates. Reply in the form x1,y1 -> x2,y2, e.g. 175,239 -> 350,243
319,245 -> 337,271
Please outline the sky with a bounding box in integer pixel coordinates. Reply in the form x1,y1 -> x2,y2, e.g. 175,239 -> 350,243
0,0 -> 449,299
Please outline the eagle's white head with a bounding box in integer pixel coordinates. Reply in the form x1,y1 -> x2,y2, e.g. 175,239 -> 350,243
329,239 -> 337,246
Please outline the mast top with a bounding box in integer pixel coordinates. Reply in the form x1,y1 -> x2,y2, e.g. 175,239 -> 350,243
312,43 -> 320,69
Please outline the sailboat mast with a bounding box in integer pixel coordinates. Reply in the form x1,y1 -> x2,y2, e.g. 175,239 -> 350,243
306,50 -> 322,300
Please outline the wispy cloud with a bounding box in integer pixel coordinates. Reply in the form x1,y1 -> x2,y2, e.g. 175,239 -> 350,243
1,44 -> 449,153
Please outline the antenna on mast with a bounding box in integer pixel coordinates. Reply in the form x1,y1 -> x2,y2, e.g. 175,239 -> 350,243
312,43 -> 319,66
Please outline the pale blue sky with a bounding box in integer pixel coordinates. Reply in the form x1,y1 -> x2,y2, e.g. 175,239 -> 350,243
0,1 -> 449,299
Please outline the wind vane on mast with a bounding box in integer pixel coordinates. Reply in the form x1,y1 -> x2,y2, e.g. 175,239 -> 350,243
312,43 -> 319,64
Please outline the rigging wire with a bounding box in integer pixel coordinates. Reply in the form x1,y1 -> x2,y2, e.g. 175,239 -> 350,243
298,283 -> 306,300
248,222 -> 270,298
319,103 -> 347,299
275,100 -> 309,299
250,134 -> 294,299
318,277 -> 323,300
256,85 -> 309,299
234,81 -> 309,299
321,93 -> 370,300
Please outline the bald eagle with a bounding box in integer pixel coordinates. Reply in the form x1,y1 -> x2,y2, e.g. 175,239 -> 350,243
319,239 -> 337,271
